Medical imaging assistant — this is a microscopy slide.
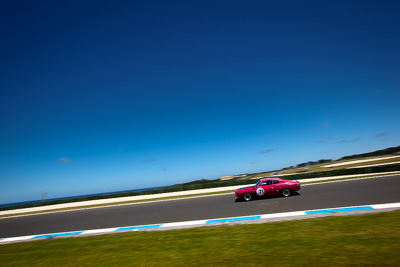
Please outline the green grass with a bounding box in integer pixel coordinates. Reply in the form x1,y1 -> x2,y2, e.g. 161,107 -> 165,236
300,172 -> 400,184
1,210 -> 399,266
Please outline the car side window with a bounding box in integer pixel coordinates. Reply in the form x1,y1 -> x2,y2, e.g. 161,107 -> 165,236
260,180 -> 279,186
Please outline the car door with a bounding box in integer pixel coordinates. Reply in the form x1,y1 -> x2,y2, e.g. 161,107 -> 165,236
263,180 -> 279,195
269,180 -> 282,195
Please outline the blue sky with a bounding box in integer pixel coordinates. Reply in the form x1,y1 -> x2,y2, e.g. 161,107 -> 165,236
1,0 -> 399,204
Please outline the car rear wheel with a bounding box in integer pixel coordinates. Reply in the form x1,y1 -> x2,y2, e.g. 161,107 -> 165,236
281,189 -> 291,197
243,193 -> 252,201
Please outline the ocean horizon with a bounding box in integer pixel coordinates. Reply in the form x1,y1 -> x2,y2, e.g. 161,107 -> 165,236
0,185 -> 166,208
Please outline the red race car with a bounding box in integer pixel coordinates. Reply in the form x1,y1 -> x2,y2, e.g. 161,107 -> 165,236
235,178 -> 301,201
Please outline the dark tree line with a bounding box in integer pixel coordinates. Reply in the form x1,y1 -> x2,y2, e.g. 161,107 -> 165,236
289,145 -> 400,169
339,145 -> 400,161
295,159 -> 332,168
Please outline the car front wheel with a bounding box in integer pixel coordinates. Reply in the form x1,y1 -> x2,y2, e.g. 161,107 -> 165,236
281,189 -> 291,197
243,193 -> 252,201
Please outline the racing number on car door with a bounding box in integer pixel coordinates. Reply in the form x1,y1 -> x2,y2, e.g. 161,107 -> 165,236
256,187 -> 265,196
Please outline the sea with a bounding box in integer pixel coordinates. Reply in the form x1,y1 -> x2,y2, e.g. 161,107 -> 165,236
0,186 -> 166,208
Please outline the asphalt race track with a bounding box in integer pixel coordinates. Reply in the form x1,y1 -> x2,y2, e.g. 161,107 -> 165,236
1,175 -> 399,239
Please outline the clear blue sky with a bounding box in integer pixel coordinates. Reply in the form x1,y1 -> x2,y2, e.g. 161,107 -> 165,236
1,0 -> 399,204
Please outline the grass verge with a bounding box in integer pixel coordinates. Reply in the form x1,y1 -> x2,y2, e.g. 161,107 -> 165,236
1,210 -> 399,266
300,172 -> 400,185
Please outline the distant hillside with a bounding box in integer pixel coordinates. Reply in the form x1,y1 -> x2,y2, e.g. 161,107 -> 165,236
339,145 -> 400,161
